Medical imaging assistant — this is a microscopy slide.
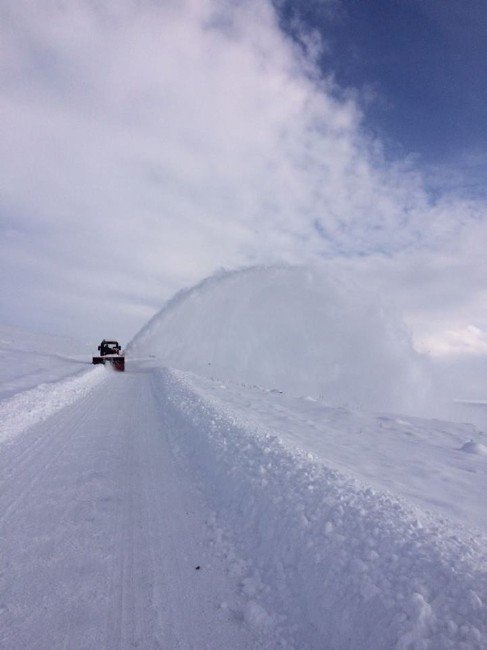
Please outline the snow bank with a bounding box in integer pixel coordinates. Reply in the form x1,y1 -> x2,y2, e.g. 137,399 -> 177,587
0,367 -> 107,444
158,368 -> 487,649
132,266 -> 425,412
0,324 -> 93,401
172,370 -> 487,534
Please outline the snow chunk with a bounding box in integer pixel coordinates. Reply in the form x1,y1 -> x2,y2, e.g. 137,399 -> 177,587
243,601 -> 273,630
461,440 -> 487,455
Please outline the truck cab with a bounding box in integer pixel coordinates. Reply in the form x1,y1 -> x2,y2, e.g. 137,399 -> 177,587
93,340 -> 125,371
98,340 -> 122,356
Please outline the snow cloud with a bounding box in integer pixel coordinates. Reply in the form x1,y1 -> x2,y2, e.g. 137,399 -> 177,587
1,0 -> 486,363
131,266 -> 428,414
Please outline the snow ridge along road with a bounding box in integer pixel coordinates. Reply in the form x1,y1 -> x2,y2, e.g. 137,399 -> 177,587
161,368 -> 487,650
2,364 -> 487,649
0,366 -> 107,444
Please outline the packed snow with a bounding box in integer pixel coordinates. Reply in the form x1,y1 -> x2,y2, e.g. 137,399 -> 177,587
2,267 -> 487,648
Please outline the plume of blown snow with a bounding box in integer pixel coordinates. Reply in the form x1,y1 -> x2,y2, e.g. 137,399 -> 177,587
130,266 -> 427,413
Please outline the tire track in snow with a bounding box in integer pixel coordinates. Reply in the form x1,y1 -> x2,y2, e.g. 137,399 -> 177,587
104,383 -> 141,650
0,400 -> 93,525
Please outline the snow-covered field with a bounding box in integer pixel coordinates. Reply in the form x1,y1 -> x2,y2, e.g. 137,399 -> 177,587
2,270 -> 487,648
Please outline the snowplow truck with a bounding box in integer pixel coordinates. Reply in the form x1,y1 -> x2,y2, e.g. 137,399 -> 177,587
92,340 -> 125,371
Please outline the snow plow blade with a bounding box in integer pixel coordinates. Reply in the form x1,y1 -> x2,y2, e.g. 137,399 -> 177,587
92,356 -> 125,371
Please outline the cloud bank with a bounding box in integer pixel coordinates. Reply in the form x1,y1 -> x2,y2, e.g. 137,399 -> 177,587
0,0 -> 486,378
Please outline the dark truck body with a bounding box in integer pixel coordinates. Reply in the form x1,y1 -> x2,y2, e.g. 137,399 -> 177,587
92,340 -> 125,371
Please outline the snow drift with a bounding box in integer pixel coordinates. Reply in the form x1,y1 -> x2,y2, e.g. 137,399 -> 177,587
131,266 -> 425,412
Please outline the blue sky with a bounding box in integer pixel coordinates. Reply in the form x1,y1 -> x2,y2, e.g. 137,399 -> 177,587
277,0 -> 487,186
0,0 -> 486,359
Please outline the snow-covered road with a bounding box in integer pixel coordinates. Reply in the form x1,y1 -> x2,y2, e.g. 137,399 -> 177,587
2,364 -> 487,649
1,369 -> 266,649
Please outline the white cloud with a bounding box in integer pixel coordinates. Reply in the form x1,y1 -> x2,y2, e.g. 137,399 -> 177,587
0,0 -> 486,356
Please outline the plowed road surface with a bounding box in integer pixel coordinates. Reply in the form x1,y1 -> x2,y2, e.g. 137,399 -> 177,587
1,370 -> 260,649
